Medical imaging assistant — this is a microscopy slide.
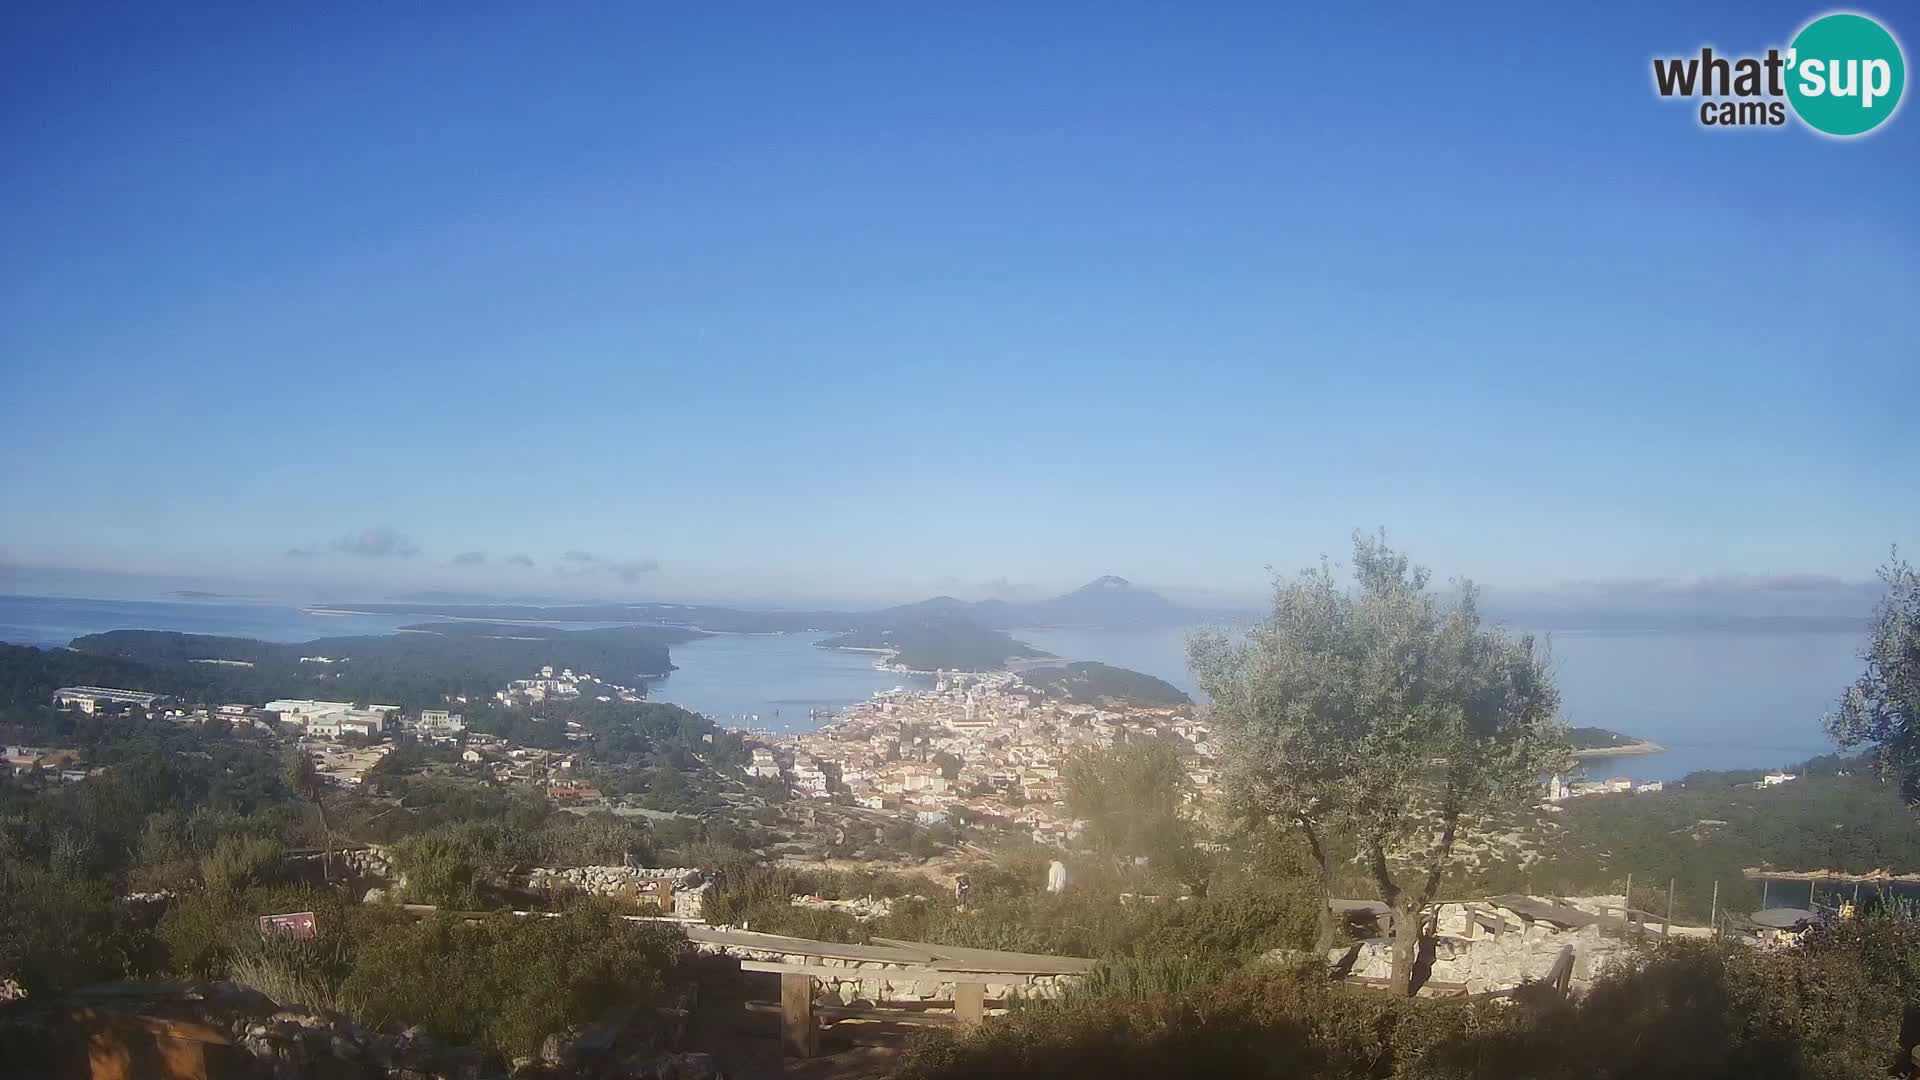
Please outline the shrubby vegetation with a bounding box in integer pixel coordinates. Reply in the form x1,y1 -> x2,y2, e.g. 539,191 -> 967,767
1426,761 -> 1920,922
156,884 -> 687,1061
900,916 -> 1920,1079
340,902 -> 687,1060
702,848 -> 1323,964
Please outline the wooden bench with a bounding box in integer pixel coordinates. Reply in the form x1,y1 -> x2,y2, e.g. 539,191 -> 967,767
746,969 -> 990,1058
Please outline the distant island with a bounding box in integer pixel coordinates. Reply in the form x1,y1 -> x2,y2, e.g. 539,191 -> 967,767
816,618 -> 1049,673
321,575 -> 1209,633
1569,725 -> 1666,757
55,623 -> 700,709
1019,661 -> 1191,707
322,577 -> 1205,677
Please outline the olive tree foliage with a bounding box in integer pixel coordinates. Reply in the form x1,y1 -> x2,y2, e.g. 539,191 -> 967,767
1826,552 -> 1920,803
1189,533 -> 1569,994
1063,738 -> 1206,889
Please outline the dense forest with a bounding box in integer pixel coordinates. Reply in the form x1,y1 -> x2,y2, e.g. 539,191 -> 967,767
0,643 -> 218,706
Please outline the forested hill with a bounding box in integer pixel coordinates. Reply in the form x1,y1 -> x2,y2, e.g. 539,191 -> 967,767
55,623 -> 701,708
1020,661 -> 1192,707
816,619 -> 1049,672
0,643 -> 214,708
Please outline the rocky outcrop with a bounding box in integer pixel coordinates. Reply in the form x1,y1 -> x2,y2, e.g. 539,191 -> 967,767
236,1010 -> 484,1078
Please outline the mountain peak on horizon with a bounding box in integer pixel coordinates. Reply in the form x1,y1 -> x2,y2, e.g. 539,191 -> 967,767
1029,575 -> 1180,625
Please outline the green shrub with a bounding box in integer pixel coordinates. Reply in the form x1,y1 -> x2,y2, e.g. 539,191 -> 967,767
898,922 -> 1919,1080
200,835 -> 285,894
340,901 -> 688,1060
900,966 -> 1471,1080
874,879 -> 1319,963
536,812 -> 654,867
0,859 -> 125,994
702,865 -> 939,928
387,826 -> 503,908
157,884 -> 353,981
1042,954 -> 1248,1009
227,928 -> 354,1012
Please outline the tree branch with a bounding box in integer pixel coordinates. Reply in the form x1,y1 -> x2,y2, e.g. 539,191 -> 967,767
1418,804 -> 1460,908
1298,816 -> 1329,874
1369,837 -> 1401,908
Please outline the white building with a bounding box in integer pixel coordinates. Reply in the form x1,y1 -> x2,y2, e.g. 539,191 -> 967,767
417,709 -> 466,737
305,708 -> 386,741
1761,772 -> 1798,787
790,755 -> 831,797
264,699 -> 356,724
53,686 -> 167,713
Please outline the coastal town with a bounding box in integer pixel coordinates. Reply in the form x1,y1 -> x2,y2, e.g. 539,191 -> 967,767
19,666 -> 1217,848
17,666 -> 1805,841
744,671 -> 1215,844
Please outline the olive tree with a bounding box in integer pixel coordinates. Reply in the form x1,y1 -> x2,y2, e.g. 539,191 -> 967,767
1190,533 -> 1568,994
1063,738 -> 1203,887
1826,552 -> 1920,802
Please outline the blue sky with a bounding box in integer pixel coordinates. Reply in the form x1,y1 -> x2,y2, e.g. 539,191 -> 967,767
1,3 -> 1914,608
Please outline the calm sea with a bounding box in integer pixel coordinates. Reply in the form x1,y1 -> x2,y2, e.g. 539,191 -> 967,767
0,594 -> 423,646
1,595 -> 1866,780
1012,625 -> 1865,783
647,633 -> 932,731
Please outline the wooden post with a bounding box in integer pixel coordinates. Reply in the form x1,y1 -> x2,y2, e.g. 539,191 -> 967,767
780,971 -> 816,1059
955,981 -> 985,1030
1710,880 -> 1719,937
1665,878 -> 1675,940
1624,873 -> 1632,922
1761,879 -> 1769,909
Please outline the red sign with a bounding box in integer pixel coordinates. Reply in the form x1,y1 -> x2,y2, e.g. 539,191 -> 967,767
259,911 -> 317,940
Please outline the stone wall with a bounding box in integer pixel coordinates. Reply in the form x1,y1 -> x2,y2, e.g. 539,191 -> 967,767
282,845 -> 395,891
788,894 -> 896,920
528,866 -> 711,919
1337,898 -> 1656,994
688,940 -> 1076,1004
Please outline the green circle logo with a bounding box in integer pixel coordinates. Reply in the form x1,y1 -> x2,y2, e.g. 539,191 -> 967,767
1786,13 -> 1906,136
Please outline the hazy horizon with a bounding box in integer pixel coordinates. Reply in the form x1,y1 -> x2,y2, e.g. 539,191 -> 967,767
0,558 -> 1889,622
